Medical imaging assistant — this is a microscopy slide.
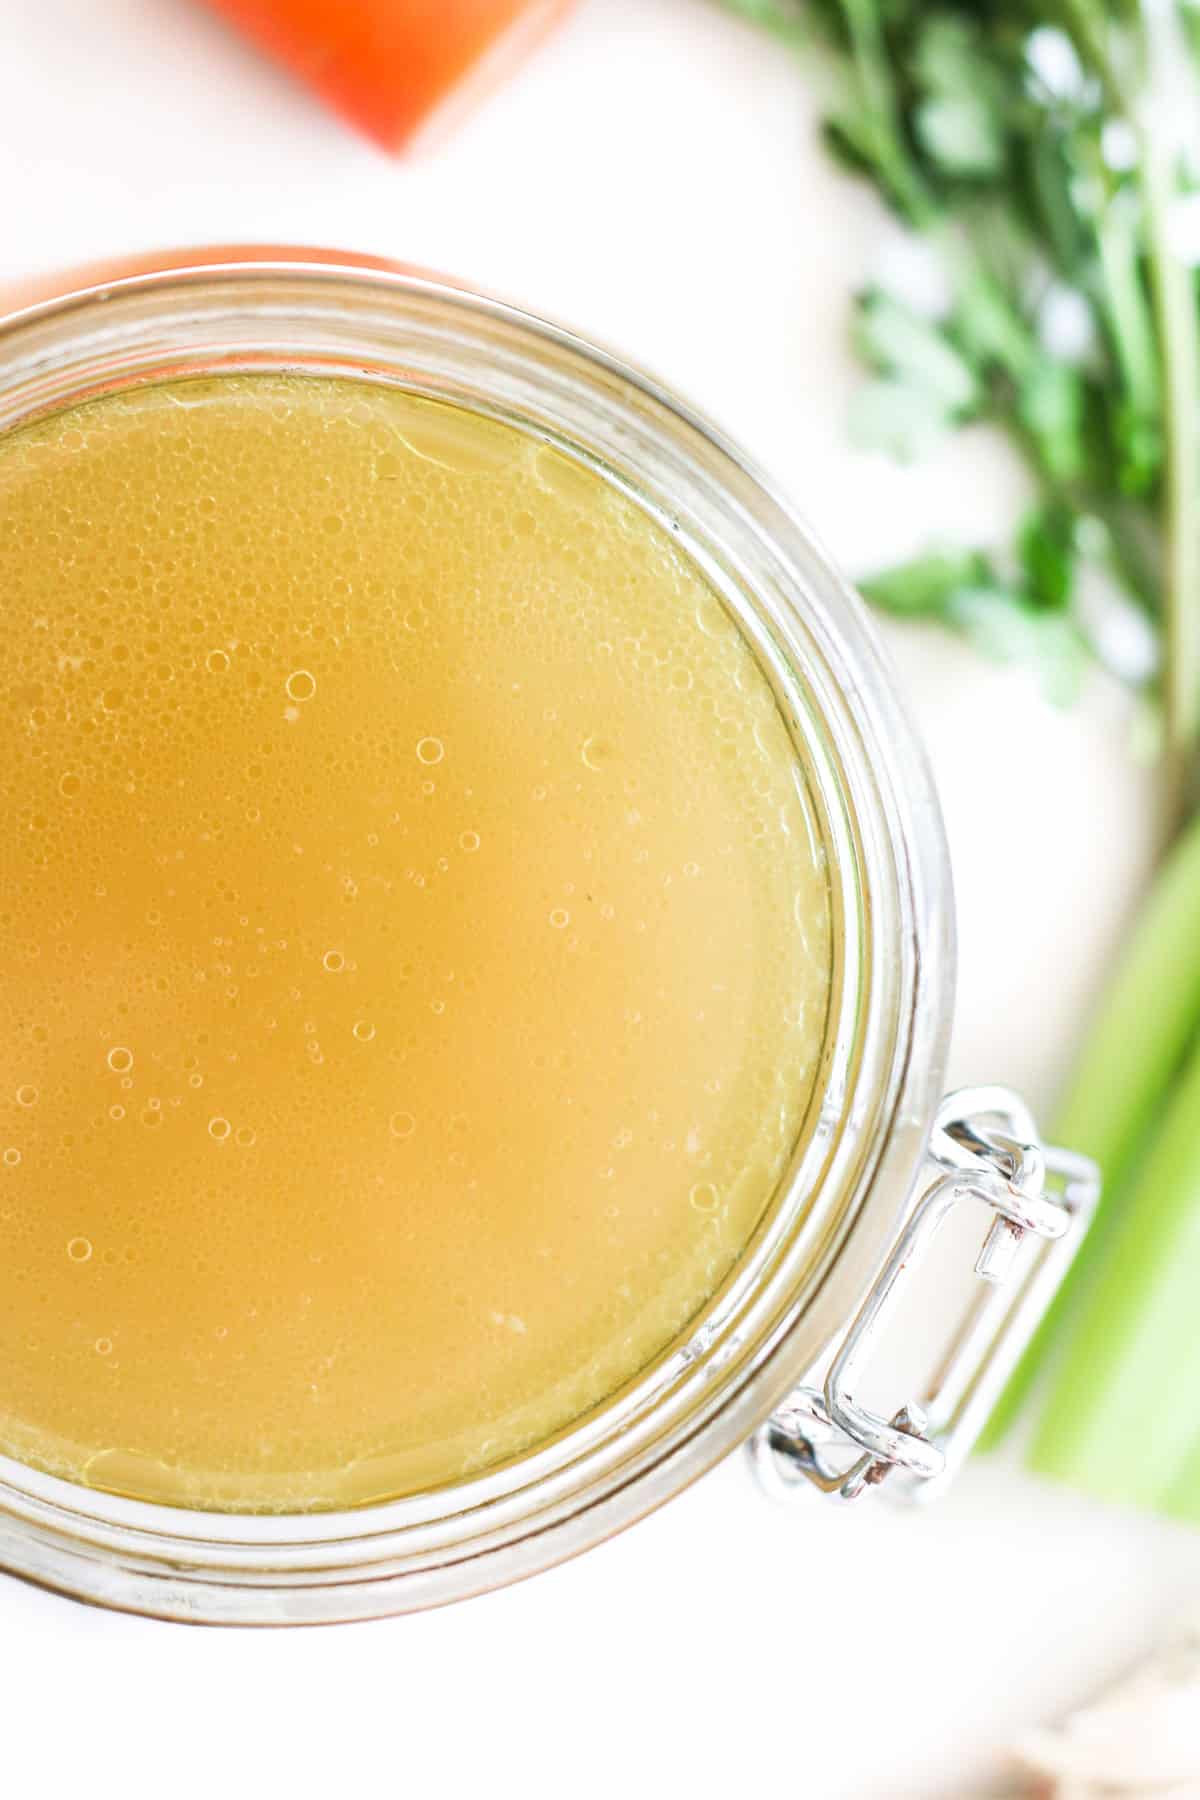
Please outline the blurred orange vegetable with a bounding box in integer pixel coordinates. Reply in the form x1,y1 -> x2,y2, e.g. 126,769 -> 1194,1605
199,0 -> 574,150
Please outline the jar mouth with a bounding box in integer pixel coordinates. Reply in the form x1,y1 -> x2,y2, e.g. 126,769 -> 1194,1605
0,253 -> 954,1622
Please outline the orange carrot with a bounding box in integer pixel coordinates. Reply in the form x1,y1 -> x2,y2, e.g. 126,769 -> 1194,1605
199,0 -> 575,151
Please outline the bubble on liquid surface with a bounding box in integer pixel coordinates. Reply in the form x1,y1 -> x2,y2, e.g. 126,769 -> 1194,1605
688,1183 -> 719,1215
352,1021 -> 376,1042
549,909 -> 570,930
67,1237 -> 92,1263
106,1046 -> 133,1075
458,831 -> 480,853
208,1117 -> 232,1142
322,949 -> 345,973
2,1148 -> 21,1168
415,736 -> 444,766
580,736 -> 614,772
16,1085 -> 38,1107
389,1111 -> 416,1139
285,669 -> 316,702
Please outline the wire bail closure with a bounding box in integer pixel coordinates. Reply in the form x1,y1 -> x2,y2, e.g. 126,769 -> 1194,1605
748,1086 -> 1100,1505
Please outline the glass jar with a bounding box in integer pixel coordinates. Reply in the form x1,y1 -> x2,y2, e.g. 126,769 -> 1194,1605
0,253 -> 1096,1623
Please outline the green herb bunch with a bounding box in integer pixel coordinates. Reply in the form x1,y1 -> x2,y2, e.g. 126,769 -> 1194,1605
722,0 -> 1200,781
720,0 -> 1200,1517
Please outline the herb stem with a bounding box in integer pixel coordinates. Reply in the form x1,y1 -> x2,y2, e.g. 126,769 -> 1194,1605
840,0 -> 937,228
1060,0 -> 1200,799
1058,0 -> 1125,113
1096,189 -> 1162,428
1142,132 -> 1200,808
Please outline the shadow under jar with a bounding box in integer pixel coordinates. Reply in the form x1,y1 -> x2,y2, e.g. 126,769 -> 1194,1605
0,254 -> 1095,1623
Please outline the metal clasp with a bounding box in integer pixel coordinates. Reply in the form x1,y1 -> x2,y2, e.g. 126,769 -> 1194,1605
748,1085 -> 1100,1505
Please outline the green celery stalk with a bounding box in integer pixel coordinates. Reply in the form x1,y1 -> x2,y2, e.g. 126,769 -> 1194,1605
1029,1026 -> 1200,1513
982,807 -> 1200,1445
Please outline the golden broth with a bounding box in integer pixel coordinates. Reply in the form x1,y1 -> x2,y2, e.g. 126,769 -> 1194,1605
0,376 -> 830,1510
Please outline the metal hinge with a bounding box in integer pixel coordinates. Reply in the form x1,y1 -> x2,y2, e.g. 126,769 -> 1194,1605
748,1085 -> 1100,1505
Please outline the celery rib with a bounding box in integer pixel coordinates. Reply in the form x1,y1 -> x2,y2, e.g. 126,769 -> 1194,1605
1029,1027 -> 1200,1511
982,809 -> 1200,1446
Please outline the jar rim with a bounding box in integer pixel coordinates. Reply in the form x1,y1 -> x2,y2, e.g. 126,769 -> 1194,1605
0,251 -> 955,1622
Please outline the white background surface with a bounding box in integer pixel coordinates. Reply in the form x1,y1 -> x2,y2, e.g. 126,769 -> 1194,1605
0,1 -> 1196,1794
